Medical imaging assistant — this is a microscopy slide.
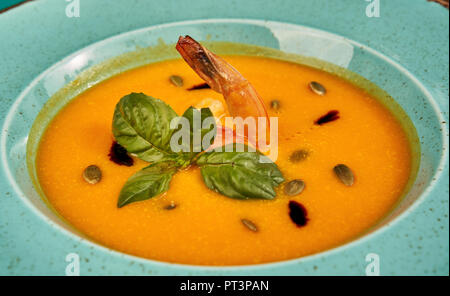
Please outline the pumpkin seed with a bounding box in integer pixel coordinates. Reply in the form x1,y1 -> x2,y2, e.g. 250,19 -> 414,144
284,179 -> 305,196
241,218 -> 258,232
333,164 -> 354,186
83,165 -> 102,184
164,201 -> 177,210
309,81 -> 326,96
169,75 -> 184,87
270,99 -> 281,110
289,149 -> 309,163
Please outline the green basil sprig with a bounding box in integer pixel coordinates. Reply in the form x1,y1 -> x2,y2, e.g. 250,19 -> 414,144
196,144 -> 284,200
118,161 -> 178,208
112,93 -> 180,163
113,93 -> 284,207
172,106 -> 216,161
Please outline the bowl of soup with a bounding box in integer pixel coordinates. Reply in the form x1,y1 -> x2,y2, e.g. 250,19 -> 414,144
1,8 -> 448,275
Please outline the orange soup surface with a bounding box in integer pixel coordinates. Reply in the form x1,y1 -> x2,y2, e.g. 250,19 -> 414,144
37,56 -> 412,265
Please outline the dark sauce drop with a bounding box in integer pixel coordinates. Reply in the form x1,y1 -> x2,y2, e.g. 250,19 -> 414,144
187,83 -> 211,91
315,110 -> 340,125
109,141 -> 134,166
288,200 -> 308,227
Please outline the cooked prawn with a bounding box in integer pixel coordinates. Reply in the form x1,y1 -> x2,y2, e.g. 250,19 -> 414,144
176,35 -> 269,122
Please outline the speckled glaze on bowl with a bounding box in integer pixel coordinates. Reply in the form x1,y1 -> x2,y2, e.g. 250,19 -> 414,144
0,0 -> 448,275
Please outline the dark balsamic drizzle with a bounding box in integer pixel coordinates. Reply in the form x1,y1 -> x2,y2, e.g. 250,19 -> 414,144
314,110 -> 340,125
288,200 -> 308,227
187,83 -> 211,91
108,141 -> 134,166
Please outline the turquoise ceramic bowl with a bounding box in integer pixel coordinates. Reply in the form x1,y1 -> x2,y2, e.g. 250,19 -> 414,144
0,0 -> 448,275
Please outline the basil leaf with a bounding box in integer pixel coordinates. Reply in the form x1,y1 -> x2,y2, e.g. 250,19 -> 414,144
173,106 -> 216,160
195,144 -> 284,200
112,93 -> 180,163
117,161 -> 178,208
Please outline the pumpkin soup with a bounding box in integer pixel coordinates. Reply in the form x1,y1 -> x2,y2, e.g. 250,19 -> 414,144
35,40 -> 414,265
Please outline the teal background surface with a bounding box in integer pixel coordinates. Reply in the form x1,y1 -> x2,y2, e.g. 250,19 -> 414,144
0,0 -> 448,275
0,0 -> 26,10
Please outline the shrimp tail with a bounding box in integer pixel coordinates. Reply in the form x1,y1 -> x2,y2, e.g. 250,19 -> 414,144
176,35 -> 269,122
176,35 -> 270,147
176,36 -> 223,92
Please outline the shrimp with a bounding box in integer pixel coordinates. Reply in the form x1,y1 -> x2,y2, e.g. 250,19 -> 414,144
176,35 -> 269,122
